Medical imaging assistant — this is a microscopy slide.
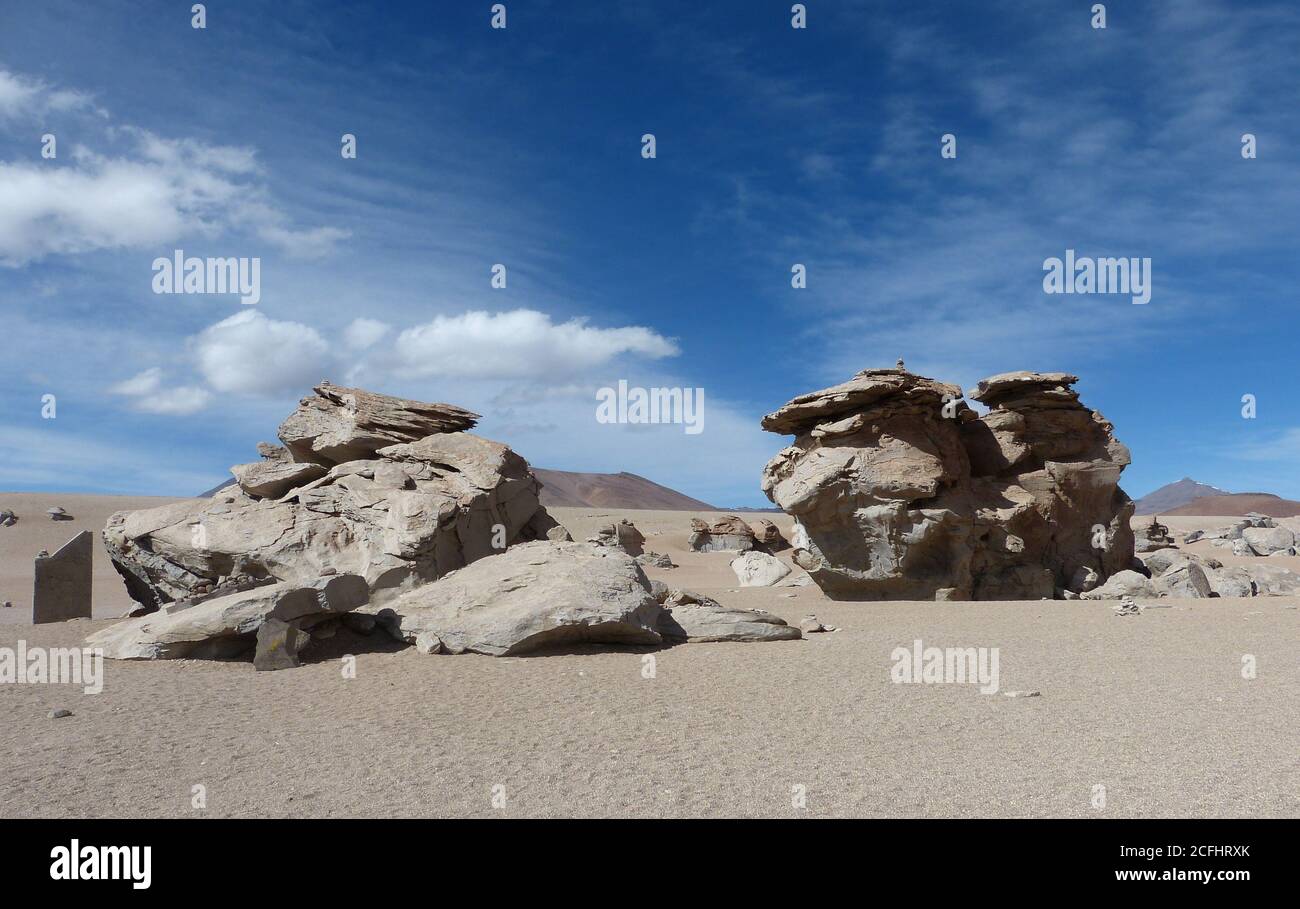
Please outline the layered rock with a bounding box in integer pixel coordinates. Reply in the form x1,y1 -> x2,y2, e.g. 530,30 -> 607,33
86,574 -> 368,660
103,383 -> 565,614
760,367 -> 1135,600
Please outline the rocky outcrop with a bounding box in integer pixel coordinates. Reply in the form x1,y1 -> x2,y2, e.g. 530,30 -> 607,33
760,367 -> 1135,600
688,515 -> 757,552
369,542 -> 663,656
102,383 -> 566,614
86,574 -> 368,660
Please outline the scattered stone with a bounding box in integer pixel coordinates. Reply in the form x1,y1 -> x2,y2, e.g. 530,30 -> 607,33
32,531 -> 93,623
687,515 -> 757,553
730,551 -> 792,587
46,506 -> 71,521
657,590 -> 801,643
372,542 -> 662,656
253,618 -> 311,671
760,367 -> 1134,600
414,631 -> 443,655
47,709 -> 73,719
1003,690 -> 1041,698
0,510 -> 16,527
636,551 -> 676,569
799,614 -> 837,633
1112,597 -> 1142,616
1082,570 -> 1156,601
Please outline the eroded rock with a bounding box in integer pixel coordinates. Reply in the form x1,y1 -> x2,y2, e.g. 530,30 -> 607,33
761,367 -> 1134,600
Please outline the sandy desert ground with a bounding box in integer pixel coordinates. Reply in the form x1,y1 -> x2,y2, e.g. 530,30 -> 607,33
1,497 -> 1297,818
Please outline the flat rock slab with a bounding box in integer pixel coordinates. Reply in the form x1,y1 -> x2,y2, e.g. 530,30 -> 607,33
375,541 -> 661,656
86,574 -> 368,660
32,531 -> 93,623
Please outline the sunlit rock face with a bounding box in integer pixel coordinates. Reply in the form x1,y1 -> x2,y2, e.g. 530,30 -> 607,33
760,368 -> 1134,601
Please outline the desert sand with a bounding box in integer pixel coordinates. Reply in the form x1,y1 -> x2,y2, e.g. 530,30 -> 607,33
1,500 -> 1297,818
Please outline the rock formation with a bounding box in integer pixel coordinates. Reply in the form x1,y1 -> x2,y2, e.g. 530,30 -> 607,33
687,515 -> 757,552
102,382 -> 566,614
587,519 -> 645,556
760,367 -> 1135,600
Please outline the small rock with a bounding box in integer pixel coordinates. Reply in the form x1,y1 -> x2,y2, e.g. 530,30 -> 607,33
1003,690 -> 1041,698
415,631 -> 443,654
47,708 -> 73,719
46,506 -> 71,521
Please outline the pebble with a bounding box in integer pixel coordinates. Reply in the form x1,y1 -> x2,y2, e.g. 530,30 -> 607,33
1003,690 -> 1041,698
47,708 -> 73,719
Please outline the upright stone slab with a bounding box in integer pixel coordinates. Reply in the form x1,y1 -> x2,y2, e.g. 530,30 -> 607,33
33,531 -> 93,623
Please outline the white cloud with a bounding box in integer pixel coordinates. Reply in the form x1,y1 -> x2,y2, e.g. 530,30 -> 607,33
0,70 -> 348,265
392,309 -> 678,380
0,68 -> 101,120
343,317 -> 391,351
193,310 -> 333,395
109,366 -> 212,415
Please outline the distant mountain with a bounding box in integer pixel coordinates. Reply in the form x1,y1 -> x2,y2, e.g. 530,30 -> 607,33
201,469 -> 713,511
534,469 -> 715,510
1133,478 -> 1229,515
1164,493 -> 1300,518
199,478 -> 236,498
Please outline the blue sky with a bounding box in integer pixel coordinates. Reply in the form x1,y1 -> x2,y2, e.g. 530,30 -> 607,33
1,0 -> 1298,506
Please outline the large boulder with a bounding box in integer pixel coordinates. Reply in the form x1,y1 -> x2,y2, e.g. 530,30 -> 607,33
102,384 -> 566,614
688,515 -> 756,552
587,519 -> 646,556
760,367 -> 1134,600
730,551 -> 792,587
657,590 -> 801,643
370,542 -> 663,656
1081,569 -> 1157,600
1241,526 -> 1296,556
85,574 -> 368,660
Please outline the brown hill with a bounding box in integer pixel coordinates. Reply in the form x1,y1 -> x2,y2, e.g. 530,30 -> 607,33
202,468 -> 714,511
1164,493 -> 1300,518
533,469 -> 714,510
